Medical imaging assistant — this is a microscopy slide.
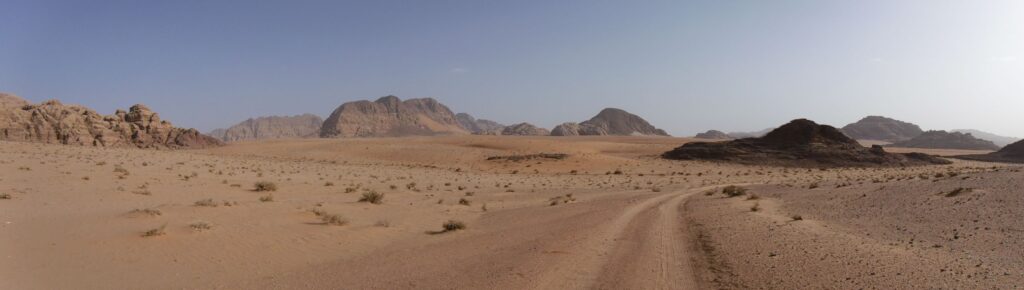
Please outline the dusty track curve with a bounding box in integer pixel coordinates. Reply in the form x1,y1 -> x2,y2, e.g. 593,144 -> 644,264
257,187 -> 713,289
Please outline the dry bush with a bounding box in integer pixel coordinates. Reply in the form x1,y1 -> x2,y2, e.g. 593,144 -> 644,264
190,222 -> 212,231
750,202 -> 761,212
0,193 -> 11,200
458,198 -> 471,206
722,185 -> 748,197
194,198 -> 218,207
254,181 -> 278,192
321,214 -> 348,226
359,190 -> 384,204
441,220 -> 466,232
142,224 -> 167,237
791,215 -> 804,221
130,208 -> 162,216
259,194 -> 274,202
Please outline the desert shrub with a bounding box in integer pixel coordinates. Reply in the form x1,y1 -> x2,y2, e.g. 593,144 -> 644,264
458,198 -> 471,206
791,215 -> 803,221
359,190 -> 384,204
194,198 -> 218,207
722,185 -> 748,197
254,181 -> 278,192
130,208 -> 162,216
750,202 -> 761,212
442,220 -> 466,232
190,222 -> 212,231
321,214 -> 348,226
259,195 -> 274,202
0,193 -> 11,200
142,224 -> 167,237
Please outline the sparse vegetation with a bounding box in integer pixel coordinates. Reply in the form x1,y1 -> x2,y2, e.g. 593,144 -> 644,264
441,220 -> 466,232
321,214 -> 348,226
750,202 -> 761,212
190,222 -> 212,231
458,198 -> 471,206
254,181 -> 278,192
259,194 -> 274,202
194,198 -> 218,207
722,185 -> 748,197
142,224 -> 167,237
359,190 -> 385,204
0,193 -> 11,200
791,215 -> 804,221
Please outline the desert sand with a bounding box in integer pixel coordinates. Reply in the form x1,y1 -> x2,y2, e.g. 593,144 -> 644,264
1,136 -> 1021,289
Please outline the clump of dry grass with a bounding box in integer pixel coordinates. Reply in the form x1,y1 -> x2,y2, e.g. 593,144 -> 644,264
259,194 -> 274,202
130,208 -> 162,216
190,221 -> 212,231
142,224 -> 167,237
441,220 -> 466,232
458,198 -> 471,206
254,181 -> 278,192
194,198 -> 218,207
791,215 -> 803,221
0,193 -> 11,200
722,185 -> 748,197
359,190 -> 384,204
321,214 -> 348,226
750,202 -> 761,212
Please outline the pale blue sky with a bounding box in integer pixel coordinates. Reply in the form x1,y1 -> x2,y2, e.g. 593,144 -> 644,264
1,0 -> 1022,136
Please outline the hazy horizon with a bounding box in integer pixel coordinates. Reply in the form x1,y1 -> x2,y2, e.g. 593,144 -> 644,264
2,1 -> 1022,137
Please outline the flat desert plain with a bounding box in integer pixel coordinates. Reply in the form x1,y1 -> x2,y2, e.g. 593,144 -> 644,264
1,136 -> 1022,289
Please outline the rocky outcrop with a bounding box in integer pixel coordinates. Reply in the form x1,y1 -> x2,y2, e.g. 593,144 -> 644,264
889,131 -> 1000,151
320,96 -> 468,138
455,113 -> 505,134
0,98 -> 222,149
550,122 -> 606,136
841,116 -> 923,142
0,93 -> 29,109
694,130 -> 733,140
212,114 -> 322,141
501,123 -> 550,136
951,129 -> 1019,148
663,119 -> 949,167
551,108 -> 669,136
958,139 -> 1024,163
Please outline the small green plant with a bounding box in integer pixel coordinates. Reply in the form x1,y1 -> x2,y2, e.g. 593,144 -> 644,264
254,181 -> 278,192
722,185 -> 748,197
359,190 -> 384,204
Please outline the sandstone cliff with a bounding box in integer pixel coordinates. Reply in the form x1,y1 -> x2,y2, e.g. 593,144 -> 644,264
320,96 -> 468,138
0,95 -> 221,149
212,114 -> 322,141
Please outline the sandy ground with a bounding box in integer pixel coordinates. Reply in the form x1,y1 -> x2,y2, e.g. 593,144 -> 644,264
1,136 -> 1021,289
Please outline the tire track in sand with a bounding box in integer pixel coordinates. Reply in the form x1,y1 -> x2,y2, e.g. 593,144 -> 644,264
530,186 -> 714,290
